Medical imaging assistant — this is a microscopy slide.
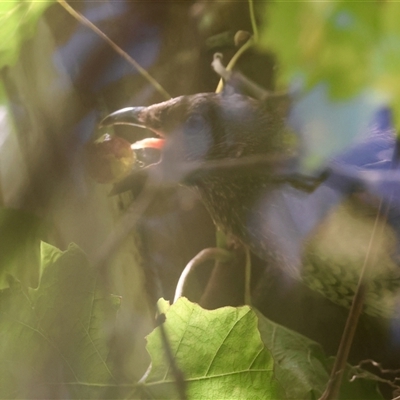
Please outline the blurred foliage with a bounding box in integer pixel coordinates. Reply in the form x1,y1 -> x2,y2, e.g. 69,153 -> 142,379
0,1 -> 55,104
259,2 -> 400,128
0,208 -> 42,289
0,242 -> 122,399
0,1 -> 55,69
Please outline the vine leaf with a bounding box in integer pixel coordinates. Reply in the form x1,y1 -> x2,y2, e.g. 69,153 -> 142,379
0,242 -> 121,399
256,309 -> 329,400
142,298 -> 285,399
256,310 -> 384,399
144,299 -> 384,400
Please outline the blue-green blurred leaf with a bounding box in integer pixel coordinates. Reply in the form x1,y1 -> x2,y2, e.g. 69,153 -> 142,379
259,2 -> 400,148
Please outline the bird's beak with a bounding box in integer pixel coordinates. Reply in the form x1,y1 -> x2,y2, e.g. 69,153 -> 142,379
99,107 -> 147,128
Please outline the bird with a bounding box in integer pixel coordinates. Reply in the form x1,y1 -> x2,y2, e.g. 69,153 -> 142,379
100,92 -> 400,319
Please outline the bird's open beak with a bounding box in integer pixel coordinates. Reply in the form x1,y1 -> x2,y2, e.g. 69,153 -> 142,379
131,138 -> 165,150
100,107 -> 166,150
99,107 -> 147,128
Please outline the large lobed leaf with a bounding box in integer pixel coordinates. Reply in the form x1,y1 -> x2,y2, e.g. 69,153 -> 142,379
142,298 -> 384,400
142,298 -> 284,399
0,242 -> 120,399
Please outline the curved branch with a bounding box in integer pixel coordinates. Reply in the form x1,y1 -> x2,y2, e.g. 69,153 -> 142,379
173,248 -> 233,303
57,0 -> 171,100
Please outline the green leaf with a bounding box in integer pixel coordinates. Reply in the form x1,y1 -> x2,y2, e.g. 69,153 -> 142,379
259,2 -> 379,98
39,241 -> 63,277
257,311 -> 384,400
142,298 -> 285,399
0,242 -> 120,399
258,1 -> 304,88
144,299 -> 383,399
256,310 -> 329,399
0,0 -> 55,69
0,207 -> 43,289
258,2 -> 400,130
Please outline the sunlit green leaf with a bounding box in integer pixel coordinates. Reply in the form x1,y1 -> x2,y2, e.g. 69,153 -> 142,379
143,299 -> 384,399
142,298 -> 284,399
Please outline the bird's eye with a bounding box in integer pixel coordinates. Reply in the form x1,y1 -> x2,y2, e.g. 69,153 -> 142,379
182,114 -> 212,160
184,114 -> 206,135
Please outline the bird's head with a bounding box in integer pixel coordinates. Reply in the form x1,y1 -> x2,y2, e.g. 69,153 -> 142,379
100,92 -> 294,185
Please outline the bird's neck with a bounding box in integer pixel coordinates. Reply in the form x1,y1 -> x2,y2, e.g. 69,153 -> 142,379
195,174 -> 274,244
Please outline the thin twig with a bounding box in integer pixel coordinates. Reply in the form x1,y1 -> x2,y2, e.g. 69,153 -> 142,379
174,248 -> 233,303
155,308 -> 187,400
182,152 -> 294,181
349,360 -> 400,393
213,53 -> 273,101
214,0 -> 258,94
111,151 -> 295,196
215,38 -> 255,94
56,0 -> 171,100
244,248 -> 252,306
319,199 -> 388,400
90,170 -> 188,400
248,0 -> 259,42
89,178 -> 157,270
353,359 -> 400,376
211,53 -> 232,81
